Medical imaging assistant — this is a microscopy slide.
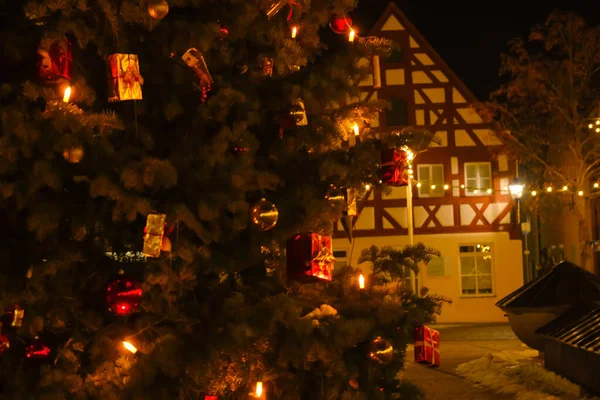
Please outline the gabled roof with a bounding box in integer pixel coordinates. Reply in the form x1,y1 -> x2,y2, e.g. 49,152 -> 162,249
368,2 -> 481,105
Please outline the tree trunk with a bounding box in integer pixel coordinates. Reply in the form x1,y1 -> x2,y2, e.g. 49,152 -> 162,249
558,196 -> 593,271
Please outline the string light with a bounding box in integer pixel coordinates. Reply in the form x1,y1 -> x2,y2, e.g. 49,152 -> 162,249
416,182 -> 422,188
123,341 -> 138,354
460,184 -> 465,189
547,186 -> 553,192
63,86 -> 71,103
364,184 -> 371,191
430,184 -> 436,190
562,185 -> 568,191
596,128 -> 599,133
474,189 -> 479,194
358,274 -> 365,289
256,382 -> 263,397
486,188 -> 492,194
443,184 -> 449,190
353,123 -> 359,136
531,190 -> 537,196
291,26 -> 297,38
349,28 -> 355,42
578,190 -> 584,196
595,182 -> 599,188
589,123 -> 594,129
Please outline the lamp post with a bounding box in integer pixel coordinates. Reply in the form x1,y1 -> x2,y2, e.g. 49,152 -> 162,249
509,178 -> 524,224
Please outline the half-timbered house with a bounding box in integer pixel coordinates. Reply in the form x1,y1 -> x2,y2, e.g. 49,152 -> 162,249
333,3 -> 524,323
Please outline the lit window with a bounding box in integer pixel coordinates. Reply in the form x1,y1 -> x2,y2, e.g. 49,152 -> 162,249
417,164 -> 444,198
459,244 -> 494,296
464,162 -> 492,196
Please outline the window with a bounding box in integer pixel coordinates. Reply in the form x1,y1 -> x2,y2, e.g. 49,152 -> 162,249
333,250 -> 348,270
464,162 -> 492,196
417,164 -> 445,197
459,244 -> 493,296
386,98 -> 408,127
387,47 -> 403,63
400,265 -> 419,293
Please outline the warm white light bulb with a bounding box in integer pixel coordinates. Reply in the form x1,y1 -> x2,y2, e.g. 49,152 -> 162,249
596,120 -> 600,125
358,274 -> 365,289
578,190 -> 584,196
123,341 -> 138,354
460,184 -> 465,189
596,128 -> 600,133
349,29 -> 355,42
563,185 -> 568,191
416,182 -> 422,188
474,189 -> 479,194
353,123 -> 359,136
256,382 -> 263,397
443,184 -> 449,190
291,26 -> 297,38
531,190 -> 537,196
486,188 -> 492,194
589,123 -> 594,129
63,86 -> 71,103
431,184 -> 436,189
547,186 -> 553,192
594,182 -> 599,188
364,184 -> 371,191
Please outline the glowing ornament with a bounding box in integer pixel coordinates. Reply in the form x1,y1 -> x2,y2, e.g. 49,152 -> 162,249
250,199 -> 279,231
147,0 -> 169,20
123,340 -> 138,354
106,271 -> 143,316
63,145 -> 84,163
25,336 -> 51,362
329,14 -> 352,34
368,336 -> 394,365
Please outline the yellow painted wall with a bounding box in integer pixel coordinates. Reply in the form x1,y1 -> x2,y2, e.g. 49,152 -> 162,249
333,231 -> 523,323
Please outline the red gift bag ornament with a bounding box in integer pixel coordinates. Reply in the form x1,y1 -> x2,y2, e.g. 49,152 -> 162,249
0,333 -> 9,354
25,336 -> 51,362
286,233 -> 335,282
381,148 -> 409,187
414,326 -> 440,367
37,40 -> 72,83
106,271 -> 143,316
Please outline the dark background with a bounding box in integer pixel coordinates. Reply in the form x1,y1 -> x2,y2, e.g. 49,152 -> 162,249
355,0 -> 600,100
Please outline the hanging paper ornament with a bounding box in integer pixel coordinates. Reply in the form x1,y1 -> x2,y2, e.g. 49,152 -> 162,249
372,56 -> 381,89
182,48 -> 212,102
62,145 -> 84,163
286,233 -> 335,282
37,40 -> 72,84
107,54 -> 144,102
5,306 -> 25,328
261,57 -> 274,77
25,336 -> 51,362
147,0 -> 169,20
290,99 -> 308,126
143,213 -> 166,258
368,336 -> 394,365
264,1 -> 286,19
381,148 -> 409,187
0,333 -> 9,354
329,14 -> 352,34
106,272 -> 143,316
160,236 -> 172,253
250,199 -> 279,231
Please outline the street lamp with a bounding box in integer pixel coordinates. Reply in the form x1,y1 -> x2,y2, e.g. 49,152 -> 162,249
509,178 -> 524,223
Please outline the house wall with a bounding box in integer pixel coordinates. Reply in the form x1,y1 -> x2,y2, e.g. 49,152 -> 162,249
333,230 -> 523,323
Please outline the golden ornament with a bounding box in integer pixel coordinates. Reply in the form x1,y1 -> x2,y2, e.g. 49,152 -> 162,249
368,336 -> 394,365
63,146 -> 84,163
147,0 -> 169,20
250,198 -> 278,231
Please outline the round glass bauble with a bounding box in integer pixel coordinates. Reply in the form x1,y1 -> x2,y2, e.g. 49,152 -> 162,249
63,146 -> 84,163
368,336 -> 394,365
250,198 -> 279,231
147,0 -> 169,20
329,15 -> 352,34
106,274 -> 143,316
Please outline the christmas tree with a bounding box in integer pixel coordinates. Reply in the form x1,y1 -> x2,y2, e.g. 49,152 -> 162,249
0,0 -> 447,398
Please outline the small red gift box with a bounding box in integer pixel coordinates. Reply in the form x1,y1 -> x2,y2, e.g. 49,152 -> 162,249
414,326 -> 440,367
286,233 -> 335,282
381,148 -> 409,187
37,40 -> 72,83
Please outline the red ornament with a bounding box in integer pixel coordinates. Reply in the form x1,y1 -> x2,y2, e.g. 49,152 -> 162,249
0,333 -> 9,354
329,14 -> 352,34
381,148 -> 409,187
286,233 -> 335,282
25,336 -> 51,362
204,396 -> 219,400
37,40 -> 72,83
106,273 -> 143,316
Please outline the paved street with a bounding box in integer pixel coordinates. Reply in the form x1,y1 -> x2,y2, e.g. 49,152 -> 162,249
403,323 -> 531,400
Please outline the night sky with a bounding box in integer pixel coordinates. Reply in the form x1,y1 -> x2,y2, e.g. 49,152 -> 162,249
355,0 -> 600,100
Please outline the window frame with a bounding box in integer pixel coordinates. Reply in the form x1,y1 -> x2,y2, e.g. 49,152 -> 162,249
417,164 -> 445,198
464,162 -> 492,197
458,243 -> 495,297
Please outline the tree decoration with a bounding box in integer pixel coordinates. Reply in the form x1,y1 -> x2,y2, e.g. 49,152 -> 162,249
329,14 -> 352,34
414,326 -> 440,367
368,336 -> 393,365
290,99 -> 308,126
143,213 -> 166,258
106,272 -> 143,316
261,56 -> 274,77
25,336 -> 51,362
182,48 -> 212,102
381,148 -> 410,187
250,198 -> 279,231
3,306 -> 25,328
264,0 -> 300,20
147,0 -> 169,20
107,54 -> 144,102
372,55 -> 381,89
0,333 -> 9,354
286,233 -> 335,282
62,145 -> 84,163
37,39 -> 72,84
325,185 -> 345,209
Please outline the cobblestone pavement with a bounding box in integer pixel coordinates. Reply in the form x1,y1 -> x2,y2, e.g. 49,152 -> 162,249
402,323 -> 530,400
